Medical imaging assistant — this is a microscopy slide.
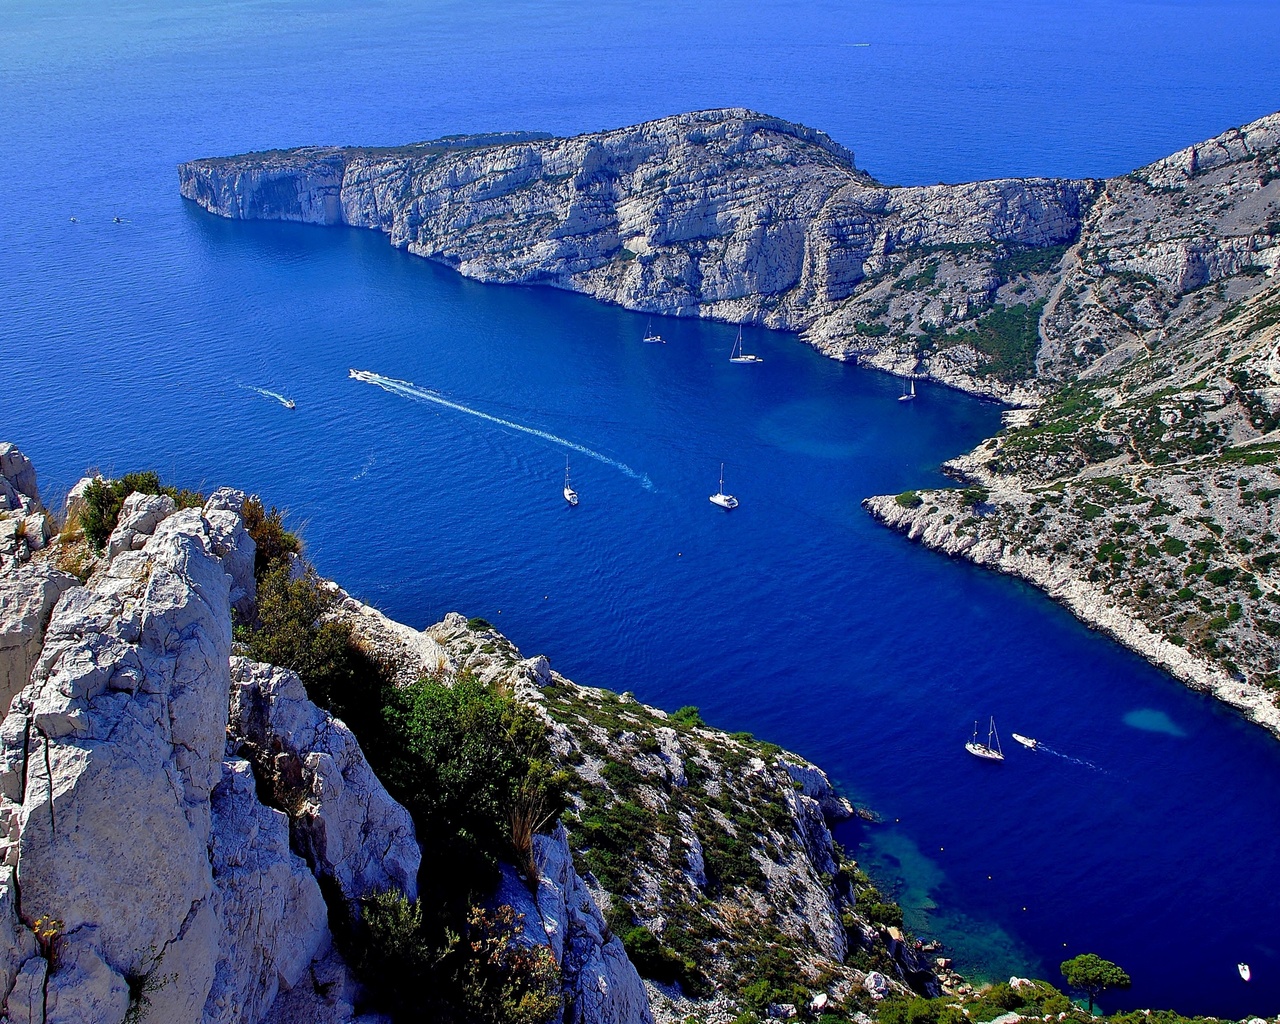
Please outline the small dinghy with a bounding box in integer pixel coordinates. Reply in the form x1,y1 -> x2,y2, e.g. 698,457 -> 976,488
1012,733 -> 1037,750
1238,963 -> 1251,982
965,717 -> 1004,761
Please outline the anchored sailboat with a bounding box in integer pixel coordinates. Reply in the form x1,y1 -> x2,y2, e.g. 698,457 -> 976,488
642,319 -> 664,344
563,457 -> 579,506
709,463 -> 738,509
965,717 -> 1004,761
898,377 -> 916,402
729,327 -> 762,364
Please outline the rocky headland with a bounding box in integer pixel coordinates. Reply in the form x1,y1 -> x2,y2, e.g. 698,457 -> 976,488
0,446 -> 935,1024
179,108 -> 1280,733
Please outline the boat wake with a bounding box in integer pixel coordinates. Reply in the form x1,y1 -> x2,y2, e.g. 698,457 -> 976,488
353,454 -> 376,481
1035,744 -> 1107,774
241,384 -> 295,409
348,369 -> 655,490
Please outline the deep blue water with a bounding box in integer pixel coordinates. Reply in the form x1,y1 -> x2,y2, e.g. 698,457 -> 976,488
4,1 -> 1280,1016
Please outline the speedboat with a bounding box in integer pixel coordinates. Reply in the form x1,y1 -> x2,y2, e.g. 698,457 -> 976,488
709,463 -> 738,509
283,399 -> 296,410
1239,963 -> 1251,982
965,718 -> 1005,761
1011,733 -> 1037,750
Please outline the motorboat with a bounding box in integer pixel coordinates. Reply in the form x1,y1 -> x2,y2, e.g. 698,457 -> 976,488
1239,963 -> 1251,982
1011,733 -> 1037,750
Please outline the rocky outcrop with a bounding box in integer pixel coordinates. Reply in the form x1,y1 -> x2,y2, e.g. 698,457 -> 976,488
0,456 -> 416,1024
493,825 -> 653,1024
227,657 -> 420,903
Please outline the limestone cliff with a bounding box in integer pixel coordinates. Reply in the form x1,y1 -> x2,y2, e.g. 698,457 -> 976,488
181,109 -> 1280,729
0,447 -> 929,1023
178,108 -> 1091,402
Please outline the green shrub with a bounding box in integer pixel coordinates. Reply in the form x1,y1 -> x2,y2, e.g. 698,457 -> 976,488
341,892 -> 561,1024
241,497 -> 300,577
896,490 -> 923,508
669,706 -> 705,728
467,617 -> 495,631
80,471 -> 204,550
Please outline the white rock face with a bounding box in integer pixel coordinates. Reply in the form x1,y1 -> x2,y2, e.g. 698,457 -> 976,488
228,657 -> 420,903
494,824 -> 654,1024
105,490 -> 177,558
0,485 -> 401,1024
0,445 -> 40,513
0,562 -> 78,717
204,758 -> 331,1024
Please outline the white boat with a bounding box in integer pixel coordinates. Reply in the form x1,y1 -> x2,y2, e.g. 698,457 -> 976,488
283,398 -> 296,410
965,717 -> 1005,761
1011,733 -> 1037,750
729,327 -> 763,364
898,378 -> 916,402
709,463 -> 738,509
1238,963 -> 1251,982
563,457 -> 579,506
642,319 -> 664,344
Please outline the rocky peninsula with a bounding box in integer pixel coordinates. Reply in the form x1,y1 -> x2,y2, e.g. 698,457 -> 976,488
0,446 -> 936,1024
179,109 -> 1280,734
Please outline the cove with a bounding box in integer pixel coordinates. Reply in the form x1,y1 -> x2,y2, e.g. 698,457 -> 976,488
7,0 -> 1280,1016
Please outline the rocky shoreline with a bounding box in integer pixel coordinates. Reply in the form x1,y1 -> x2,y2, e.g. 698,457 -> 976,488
0,446 -> 944,1023
177,107 -> 1280,732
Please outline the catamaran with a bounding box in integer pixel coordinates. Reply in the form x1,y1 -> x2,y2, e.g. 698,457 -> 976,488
563,457 -> 579,506
898,378 -> 916,402
1011,733 -> 1037,750
729,327 -> 762,364
709,463 -> 738,509
965,717 -> 1004,761
642,319 -> 664,344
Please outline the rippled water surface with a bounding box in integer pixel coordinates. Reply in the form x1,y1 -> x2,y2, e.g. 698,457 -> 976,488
4,1 -> 1280,1015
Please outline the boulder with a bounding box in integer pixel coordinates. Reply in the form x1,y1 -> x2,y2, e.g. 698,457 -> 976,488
0,445 -> 39,511
202,489 -> 256,618
228,658 -> 420,903
105,491 -> 176,559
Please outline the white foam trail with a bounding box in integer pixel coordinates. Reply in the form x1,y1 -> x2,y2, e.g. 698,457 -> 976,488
349,369 -> 655,490
241,384 -> 295,409
1037,744 -> 1107,774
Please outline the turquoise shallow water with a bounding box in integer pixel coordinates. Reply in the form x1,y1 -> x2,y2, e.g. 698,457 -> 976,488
4,1 -> 1280,1015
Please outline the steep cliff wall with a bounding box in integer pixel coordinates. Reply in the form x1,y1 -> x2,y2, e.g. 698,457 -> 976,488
179,109 -> 1094,401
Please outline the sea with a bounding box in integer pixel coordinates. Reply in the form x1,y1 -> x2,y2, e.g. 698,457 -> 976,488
3,0 -> 1280,1016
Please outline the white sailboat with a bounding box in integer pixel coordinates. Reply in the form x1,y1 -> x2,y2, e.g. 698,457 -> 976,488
562,457 -> 579,506
729,327 -> 763,364
709,463 -> 738,509
642,319 -> 664,344
898,377 -> 916,402
965,717 -> 1004,761
1011,733 -> 1037,750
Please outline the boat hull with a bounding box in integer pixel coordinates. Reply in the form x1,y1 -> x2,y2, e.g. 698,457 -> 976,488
710,494 -> 738,509
965,742 -> 1004,761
